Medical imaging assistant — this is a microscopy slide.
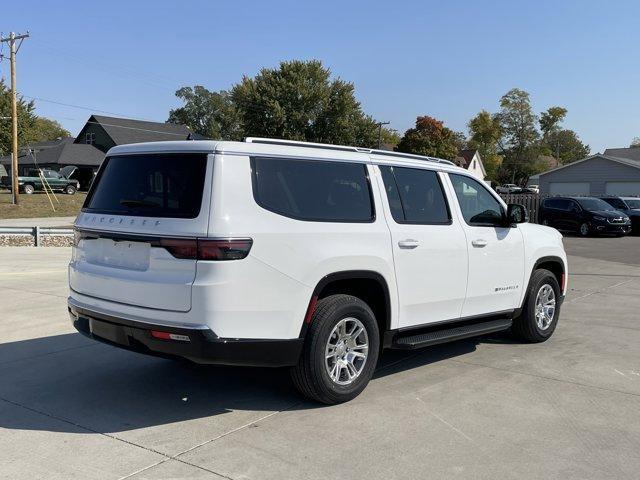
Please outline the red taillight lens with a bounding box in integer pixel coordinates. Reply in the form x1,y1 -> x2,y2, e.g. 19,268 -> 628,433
160,237 -> 252,260
198,238 -> 253,261
150,330 -> 190,342
159,238 -> 198,259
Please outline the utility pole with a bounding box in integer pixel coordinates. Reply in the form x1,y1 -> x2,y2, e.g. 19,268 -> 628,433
1,31 -> 30,205
376,121 -> 390,149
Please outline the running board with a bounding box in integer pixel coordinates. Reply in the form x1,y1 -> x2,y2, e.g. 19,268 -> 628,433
390,318 -> 512,350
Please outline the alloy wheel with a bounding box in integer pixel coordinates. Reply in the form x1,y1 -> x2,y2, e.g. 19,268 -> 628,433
534,284 -> 556,330
325,317 -> 369,385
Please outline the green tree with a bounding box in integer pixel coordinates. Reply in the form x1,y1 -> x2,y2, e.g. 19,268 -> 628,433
168,86 -> 242,140
630,137 -> 640,148
230,60 -> 384,147
495,88 -> 540,183
396,115 -> 461,159
539,106 -> 567,139
543,129 -> 590,164
27,117 -> 70,144
0,79 -> 36,156
467,110 -> 503,180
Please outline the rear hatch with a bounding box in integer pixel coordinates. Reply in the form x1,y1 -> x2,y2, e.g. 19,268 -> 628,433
70,152 -> 212,312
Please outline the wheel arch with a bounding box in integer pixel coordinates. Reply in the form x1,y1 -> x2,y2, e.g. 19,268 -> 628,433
519,255 -> 566,312
299,270 -> 392,340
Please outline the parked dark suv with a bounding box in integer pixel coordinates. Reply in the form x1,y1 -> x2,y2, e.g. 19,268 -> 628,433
599,197 -> 640,235
539,197 -> 631,236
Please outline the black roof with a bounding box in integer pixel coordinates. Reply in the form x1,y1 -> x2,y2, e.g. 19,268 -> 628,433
83,115 -> 192,145
0,141 -> 104,167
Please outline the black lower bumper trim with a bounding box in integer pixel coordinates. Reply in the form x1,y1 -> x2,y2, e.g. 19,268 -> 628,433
69,305 -> 303,367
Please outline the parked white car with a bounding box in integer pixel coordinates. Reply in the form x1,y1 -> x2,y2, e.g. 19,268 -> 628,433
496,183 -> 522,194
68,138 -> 568,404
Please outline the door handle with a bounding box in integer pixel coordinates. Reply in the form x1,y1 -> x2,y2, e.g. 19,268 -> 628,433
471,239 -> 488,248
398,239 -> 420,249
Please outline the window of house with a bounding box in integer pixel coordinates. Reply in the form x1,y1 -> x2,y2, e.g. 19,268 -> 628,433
251,157 -> 374,222
85,132 -> 96,145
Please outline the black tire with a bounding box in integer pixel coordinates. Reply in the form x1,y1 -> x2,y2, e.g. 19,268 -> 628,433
23,184 -> 35,194
65,185 -> 77,195
512,269 -> 561,343
291,294 -> 380,404
579,222 -> 590,237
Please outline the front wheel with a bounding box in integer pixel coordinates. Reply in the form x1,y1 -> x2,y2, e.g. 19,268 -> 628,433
579,222 -> 590,237
23,184 -> 35,194
512,269 -> 561,343
291,294 -> 380,404
65,185 -> 77,195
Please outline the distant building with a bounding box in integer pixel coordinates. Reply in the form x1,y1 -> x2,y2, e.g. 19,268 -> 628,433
538,150 -> 640,196
453,149 -> 486,180
0,115 -> 194,189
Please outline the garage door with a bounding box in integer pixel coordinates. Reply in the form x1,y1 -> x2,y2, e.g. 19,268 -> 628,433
605,181 -> 640,196
549,182 -> 590,195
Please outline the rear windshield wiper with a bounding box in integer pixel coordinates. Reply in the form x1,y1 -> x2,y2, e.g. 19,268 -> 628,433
119,199 -> 160,208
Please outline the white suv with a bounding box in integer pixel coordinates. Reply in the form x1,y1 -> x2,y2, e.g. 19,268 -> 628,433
68,138 -> 568,404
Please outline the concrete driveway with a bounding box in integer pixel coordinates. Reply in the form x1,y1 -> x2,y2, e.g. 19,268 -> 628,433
1,237 -> 639,479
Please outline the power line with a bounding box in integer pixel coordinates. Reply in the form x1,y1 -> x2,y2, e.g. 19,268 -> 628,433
20,94 -> 160,122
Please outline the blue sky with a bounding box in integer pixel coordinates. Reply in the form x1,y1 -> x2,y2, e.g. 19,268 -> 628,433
2,0 -> 639,152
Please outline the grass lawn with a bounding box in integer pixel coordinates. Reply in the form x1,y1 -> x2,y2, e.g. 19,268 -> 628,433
0,190 -> 86,219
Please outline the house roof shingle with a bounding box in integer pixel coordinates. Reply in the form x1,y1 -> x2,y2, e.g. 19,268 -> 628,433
87,115 -> 192,145
603,147 -> 640,162
0,141 -> 104,167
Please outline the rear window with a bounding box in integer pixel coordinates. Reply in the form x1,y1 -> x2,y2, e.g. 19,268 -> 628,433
251,157 -> 374,222
84,153 -> 208,218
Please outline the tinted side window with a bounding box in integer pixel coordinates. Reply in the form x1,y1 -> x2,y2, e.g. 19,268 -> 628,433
251,157 -> 374,222
380,166 -> 450,224
449,174 -> 504,226
543,198 -> 558,209
379,166 -> 404,222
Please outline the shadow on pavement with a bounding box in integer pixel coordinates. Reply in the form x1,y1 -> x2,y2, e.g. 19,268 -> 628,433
0,331 -> 510,434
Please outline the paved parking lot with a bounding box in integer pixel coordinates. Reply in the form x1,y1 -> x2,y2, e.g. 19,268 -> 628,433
1,237 -> 639,479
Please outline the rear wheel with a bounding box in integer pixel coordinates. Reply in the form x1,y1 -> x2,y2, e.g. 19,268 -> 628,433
23,184 -> 35,194
291,294 -> 380,404
512,269 -> 561,343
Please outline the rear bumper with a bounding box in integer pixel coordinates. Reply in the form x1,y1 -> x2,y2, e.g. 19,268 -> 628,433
68,301 -> 303,367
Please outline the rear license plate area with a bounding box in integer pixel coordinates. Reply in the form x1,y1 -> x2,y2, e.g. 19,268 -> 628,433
89,318 -> 131,346
86,238 -> 151,270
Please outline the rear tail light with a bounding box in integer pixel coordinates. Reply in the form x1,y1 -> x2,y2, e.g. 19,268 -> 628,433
197,238 -> 253,260
161,237 -> 252,261
72,229 -> 252,261
159,238 -> 198,259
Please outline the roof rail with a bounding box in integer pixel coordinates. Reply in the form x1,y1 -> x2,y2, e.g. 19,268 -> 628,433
244,137 -> 456,166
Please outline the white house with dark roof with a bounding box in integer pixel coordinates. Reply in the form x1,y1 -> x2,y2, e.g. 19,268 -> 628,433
453,149 -> 486,180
